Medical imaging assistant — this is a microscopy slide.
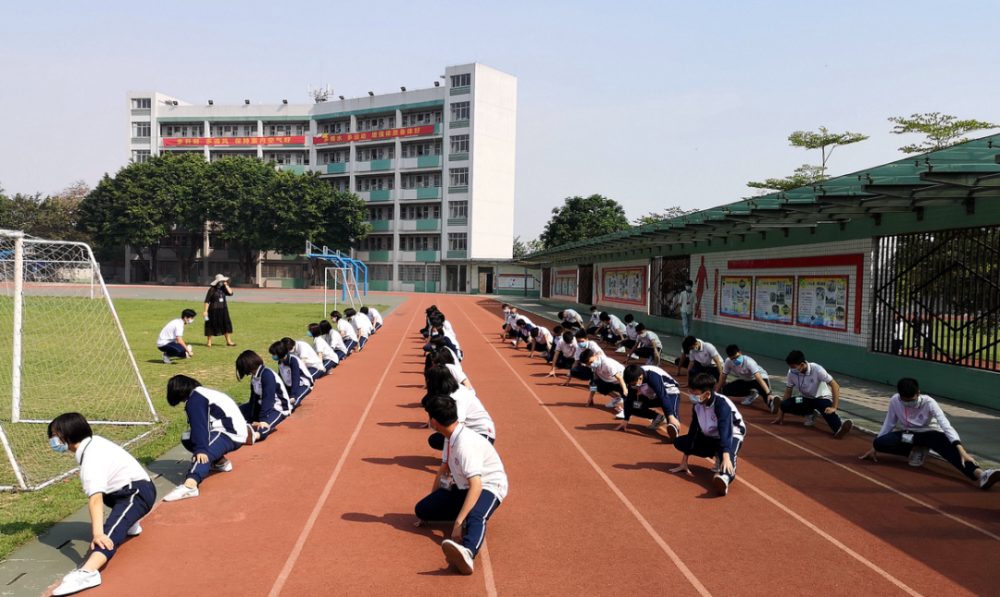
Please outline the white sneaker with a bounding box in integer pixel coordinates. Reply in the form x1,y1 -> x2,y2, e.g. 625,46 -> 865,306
908,445 -> 930,467
604,396 -> 623,409
442,539 -> 474,575
53,569 -> 102,596
615,409 -> 625,419
646,414 -> 665,430
615,346 -> 627,354
804,411 -> 817,427
162,354 -> 172,365
510,340 -> 517,347
211,460 -> 233,473
741,390 -> 759,406
713,474 -> 730,497
187,347 -> 193,356
981,469 -> 999,490
627,354 -> 637,360
163,484 -> 199,502
126,522 -> 142,537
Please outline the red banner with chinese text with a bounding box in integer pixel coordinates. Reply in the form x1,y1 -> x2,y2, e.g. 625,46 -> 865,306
313,125 -> 436,146
162,136 -> 306,147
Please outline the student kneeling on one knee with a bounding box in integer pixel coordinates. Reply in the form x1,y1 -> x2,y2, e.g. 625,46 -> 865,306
773,350 -> 853,439
414,396 -> 509,576
670,373 -> 747,497
48,413 -> 156,596
235,350 -> 291,442
617,363 -> 682,440
716,344 -> 777,413
860,377 -> 998,490
156,309 -> 196,364
679,336 -> 724,381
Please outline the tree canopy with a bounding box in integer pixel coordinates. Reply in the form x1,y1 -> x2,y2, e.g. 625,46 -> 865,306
540,194 -> 630,249
632,206 -> 695,226
747,126 -> 868,196
888,112 -> 998,154
512,236 -> 544,260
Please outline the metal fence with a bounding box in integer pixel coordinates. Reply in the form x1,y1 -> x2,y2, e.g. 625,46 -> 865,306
871,226 -> 1000,371
650,256 -> 691,318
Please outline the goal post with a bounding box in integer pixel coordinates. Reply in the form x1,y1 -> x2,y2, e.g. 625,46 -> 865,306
324,266 -> 364,315
0,230 -> 159,491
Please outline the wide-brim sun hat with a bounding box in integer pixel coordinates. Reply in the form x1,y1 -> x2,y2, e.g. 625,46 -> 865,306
209,274 -> 230,286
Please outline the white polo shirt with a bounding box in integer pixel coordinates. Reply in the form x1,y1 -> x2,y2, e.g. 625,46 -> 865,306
689,339 -> 719,367
574,340 -> 605,361
515,315 -> 535,330
294,340 -> 324,370
590,354 -> 625,383
679,290 -> 695,315
352,314 -> 373,338
625,322 -> 639,341
722,355 -> 769,381
588,312 -> 601,328
555,337 -> 576,358
367,308 -> 383,326
156,319 -> 187,347
639,331 -> 662,351
786,362 -> 834,398
75,435 -> 151,497
313,335 -> 339,365
337,319 -> 358,342
326,330 -> 348,353
562,309 -> 581,324
446,363 -> 469,388
445,425 -> 508,501
451,386 -> 495,440
534,327 -> 553,345
606,314 -> 626,335
505,312 -> 518,327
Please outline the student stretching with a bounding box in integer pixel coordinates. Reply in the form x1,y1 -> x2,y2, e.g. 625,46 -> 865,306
156,309 -> 196,364
628,324 -> 662,366
360,305 -> 383,332
308,323 -> 338,373
510,316 -> 535,349
715,344 -> 777,412
344,307 -> 373,351
414,396 -> 509,576
499,305 -> 520,340
679,336 -> 724,381
331,310 -> 359,355
48,414 -> 156,596
421,305 -> 439,338
528,325 -> 554,359
285,336 -> 326,379
163,375 -> 248,502
557,309 -> 585,330
424,365 -> 496,450
545,330 -> 577,373
774,350 -> 853,439
618,364 -> 682,439
596,311 -> 627,346
320,319 -> 349,361
616,313 -> 639,354
559,328 -> 604,384
670,373 -> 747,497
235,350 -> 291,442
428,315 -> 463,360
579,348 -> 628,413
860,378 -> 998,489
269,340 -> 314,410
426,349 -> 474,393
585,306 -> 601,336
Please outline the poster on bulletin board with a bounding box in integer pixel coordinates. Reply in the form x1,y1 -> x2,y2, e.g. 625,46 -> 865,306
797,276 -> 849,331
754,276 -> 794,324
719,276 -> 752,319
554,271 -> 576,297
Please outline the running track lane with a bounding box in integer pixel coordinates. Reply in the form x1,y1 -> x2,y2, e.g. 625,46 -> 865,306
472,297 -> 1000,596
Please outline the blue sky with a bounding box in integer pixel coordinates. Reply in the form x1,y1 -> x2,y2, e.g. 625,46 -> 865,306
1,0 -> 998,241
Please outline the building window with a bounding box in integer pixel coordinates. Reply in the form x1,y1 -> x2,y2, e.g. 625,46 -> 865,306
451,74 -> 471,87
448,233 -> 468,251
361,235 -> 393,251
268,124 -> 294,136
402,111 -> 443,127
448,201 -> 468,219
398,264 -> 425,282
369,264 -> 393,281
131,150 -> 151,163
450,168 -> 468,187
321,121 -> 349,135
401,235 -> 440,252
356,176 -> 394,191
265,152 -> 309,166
400,204 -> 440,220
401,140 -> 442,158
321,150 -> 350,164
450,135 -> 469,154
132,121 -> 151,138
368,206 -> 393,220
244,125 -> 257,136
357,116 -> 395,132
328,178 -> 349,192
450,101 -> 469,122
401,173 -> 442,189
131,98 -> 151,109
356,146 -> 393,161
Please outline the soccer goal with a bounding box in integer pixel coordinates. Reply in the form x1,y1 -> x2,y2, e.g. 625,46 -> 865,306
0,230 -> 158,491
324,266 -> 364,315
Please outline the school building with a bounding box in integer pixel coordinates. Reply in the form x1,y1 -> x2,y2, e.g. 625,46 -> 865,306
124,62 -> 517,292
519,136 -> 1000,406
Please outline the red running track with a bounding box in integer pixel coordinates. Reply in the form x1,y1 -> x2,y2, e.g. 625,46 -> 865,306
53,295 -> 1000,597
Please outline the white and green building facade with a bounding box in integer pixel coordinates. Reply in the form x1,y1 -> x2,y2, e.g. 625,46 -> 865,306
125,62 -> 517,291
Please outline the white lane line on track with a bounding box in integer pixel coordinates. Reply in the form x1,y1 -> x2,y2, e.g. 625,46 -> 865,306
267,301 -> 423,597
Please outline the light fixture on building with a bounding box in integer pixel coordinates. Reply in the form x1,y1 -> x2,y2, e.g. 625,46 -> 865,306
339,95 -> 345,100
368,91 -> 374,96
207,100 -> 213,105
172,100 -> 178,105
434,81 -> 440,87
244,99 -> 250,105
400,86 -> 406,92
282,99 -> 288,104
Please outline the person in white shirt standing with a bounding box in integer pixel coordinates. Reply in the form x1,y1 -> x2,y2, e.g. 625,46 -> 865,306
156,309 -> 196,364
773,350 -> 853,439
415,396 -> 508,576
677,279 -> 695,337
48,413 -> 156,596
715,344 -> 777,412
860,377 -> 998,489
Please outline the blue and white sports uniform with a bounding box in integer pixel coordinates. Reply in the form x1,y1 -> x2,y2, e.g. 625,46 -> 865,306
674,392 -> 746,484
181,387 -> 248,484
240,365 -> 291,440
623,365 -> 682,422
279,354 -> 314,409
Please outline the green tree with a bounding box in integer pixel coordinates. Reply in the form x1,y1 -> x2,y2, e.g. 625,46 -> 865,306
540,194 -> 630,249
512,236 -> 544,260
888,112 -> 999,154
632,206 -> 694,226
746,164 -> 830,194
747,126 -> 868,195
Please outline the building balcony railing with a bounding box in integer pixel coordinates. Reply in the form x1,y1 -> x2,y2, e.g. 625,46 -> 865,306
320,162 -> 349,174
355,250 -> 395,262
398,250 -> 440,263
448,186 -> 469,194
398,219 -> 440,232
446,218 -> 468,227
445,250 -> 468,259
449,86 -> 471,96
448,153 -> 469,162
449,120 -> 470,129
364,219 -> 394,232
353,159 -> 394,172
400,155 -> 441,169
356,189 -> 395,202
399,187 -> 442,201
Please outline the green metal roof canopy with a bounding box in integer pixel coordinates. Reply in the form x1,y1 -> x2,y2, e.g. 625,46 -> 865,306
521,135 -> 1000,264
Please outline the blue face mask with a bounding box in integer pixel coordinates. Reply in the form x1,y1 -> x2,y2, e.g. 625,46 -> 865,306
688,393 -> 703,404
733,356 -> 744,365
272,355 -> 279,362
577,342 -> 587,348
306,331 -> 313,338
686,285 -> 692,291
184,319 -> 191,325
50,437 -> 68,453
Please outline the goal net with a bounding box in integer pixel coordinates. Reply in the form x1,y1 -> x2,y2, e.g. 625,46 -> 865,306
324,267 -> 363,315
0,230 -> 158,491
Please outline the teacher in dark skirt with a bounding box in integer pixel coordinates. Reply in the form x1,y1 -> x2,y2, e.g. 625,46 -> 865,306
204,274 -> 237,347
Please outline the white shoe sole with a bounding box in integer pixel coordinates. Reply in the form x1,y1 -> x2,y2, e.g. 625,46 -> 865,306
126,523 -> 142,537
713,475 -> 730,496
442,540 -> 474,575
163,487 -> 199,502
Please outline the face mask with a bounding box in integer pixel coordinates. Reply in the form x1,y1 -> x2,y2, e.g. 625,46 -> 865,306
734,356 -> 744,365
503,309 -> 510,314
50,437 -> 68,453
306,331 -> 313,338
184,319 -> 191,325
686,285 -> 692,291
577,342 -> 587,348
902,396 -> 922,407
272,355 -> 279,362
689,393 -> 704,404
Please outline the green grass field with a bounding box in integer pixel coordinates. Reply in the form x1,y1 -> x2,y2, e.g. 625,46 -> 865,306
0,298 -> 387,561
